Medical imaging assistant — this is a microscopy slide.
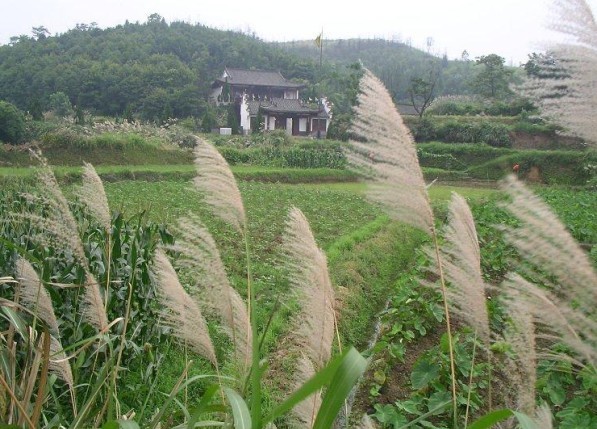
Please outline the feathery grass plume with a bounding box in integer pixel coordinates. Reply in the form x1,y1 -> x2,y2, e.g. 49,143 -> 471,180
354,414 -> 378,429
33,160 -> 89,267
347,70 -> 458,423
192,137 -> 246,232
505,273 -> 596,367
533,403 -> 553,429
502,287 -> 537,415
283,207 -> 335,368
282,207 -> 335,427
291,356 -> 323,427
77,162 -> 111,231
20,160 -> 109,332
49,335 -> 74,390
82,272 -> 109,333
518,0 -> 597,146
15,257 -> 75,391
346,69 -> 434,233
501,175 -> 597,315
16,257 -> 60,336
436,193 -> 491,345
165,214 -> 251,366
154,249 -> 217,365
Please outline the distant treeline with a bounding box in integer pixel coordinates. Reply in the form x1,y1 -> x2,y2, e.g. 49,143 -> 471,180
0,15 -> 337,122
0,15 -> 522,131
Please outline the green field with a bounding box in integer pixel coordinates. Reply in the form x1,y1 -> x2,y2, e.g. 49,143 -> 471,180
1,133 -> 595,428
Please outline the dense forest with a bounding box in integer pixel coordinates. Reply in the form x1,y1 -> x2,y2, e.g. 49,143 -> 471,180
0,14 -> 522,126
0,15 -> 361,123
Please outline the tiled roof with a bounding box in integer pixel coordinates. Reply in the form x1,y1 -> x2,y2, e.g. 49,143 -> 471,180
218,68 -> 304,88
247,98 -> 328,117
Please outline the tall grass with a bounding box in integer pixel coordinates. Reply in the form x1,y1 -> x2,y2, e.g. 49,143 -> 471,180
346,67 -> 597,428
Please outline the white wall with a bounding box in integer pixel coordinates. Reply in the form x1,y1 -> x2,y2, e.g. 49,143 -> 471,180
239,94 -> 251,133
284,89 -> 298,99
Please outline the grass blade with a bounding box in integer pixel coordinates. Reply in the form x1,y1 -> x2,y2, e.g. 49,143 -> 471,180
263,349 -> 346,425
224,387 -> 252,429
467,409 -> 514,429
312,347 -> 367,429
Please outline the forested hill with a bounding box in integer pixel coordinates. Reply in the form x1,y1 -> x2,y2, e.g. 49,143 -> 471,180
0,16 -> 489,122
0,16 -> 323,120
278,38 -> 481,101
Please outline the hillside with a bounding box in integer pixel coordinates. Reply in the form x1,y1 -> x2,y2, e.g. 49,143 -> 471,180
279,38 -> 523,101
0,16 -> 323,120
0,18 -> 502,124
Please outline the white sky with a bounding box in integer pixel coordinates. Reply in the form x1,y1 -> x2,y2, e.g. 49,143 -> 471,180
1,0 -> 594,64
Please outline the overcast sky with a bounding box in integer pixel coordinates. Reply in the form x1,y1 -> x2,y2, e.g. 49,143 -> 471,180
1,0 -> 594,64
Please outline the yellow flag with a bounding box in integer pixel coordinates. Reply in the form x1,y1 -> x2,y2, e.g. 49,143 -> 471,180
314,33 -> 322,48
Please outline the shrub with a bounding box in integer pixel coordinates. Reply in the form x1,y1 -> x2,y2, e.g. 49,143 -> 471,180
412,117 -> 513,147
0,100 -> 26,144
48,91 -> 74,117
467,150 -> 597,184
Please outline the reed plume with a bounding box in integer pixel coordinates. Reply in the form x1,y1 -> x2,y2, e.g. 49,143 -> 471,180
504,273 -> 596,367
434,193 -> 491,345
347,69 -> 458,422
291,356 -> 323,427
533,403 -> 553,429
165,214 -> 251,367
283,207 -> 335,368
16,257 -> 59,336
23,161 -> 108,332
519,0 -> 597,147
15,257 -> 74,389
501,175 -> 597,315
77,162 -> 111,231
154,249 -> 217,365
502,286 -> 537,414
355,414 -> 378,429
192,138 -> 246,233
282,207 -> 336,427
346,69 -> 434,232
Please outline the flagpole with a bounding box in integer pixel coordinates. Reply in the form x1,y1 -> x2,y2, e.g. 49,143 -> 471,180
319,28 -> 323,69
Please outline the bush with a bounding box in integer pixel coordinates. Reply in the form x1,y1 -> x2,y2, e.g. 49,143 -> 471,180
467,150 -> 596,185
427,96 -> 536,117
48,91 -> 74,117
410,117 -> 513,147
218,140 -> 346,169
0,100 -> 26,144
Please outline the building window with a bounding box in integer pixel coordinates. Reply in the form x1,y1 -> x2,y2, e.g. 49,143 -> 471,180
299,118 -> 308,132
312,118 -> 326,132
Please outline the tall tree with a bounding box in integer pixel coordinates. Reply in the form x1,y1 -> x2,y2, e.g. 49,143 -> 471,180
408,64 -> 440,117
473,54 -> 513,98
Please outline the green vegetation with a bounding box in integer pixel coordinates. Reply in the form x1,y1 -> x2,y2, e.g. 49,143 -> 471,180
0,100 -> 26,144
466,149 -> 597,185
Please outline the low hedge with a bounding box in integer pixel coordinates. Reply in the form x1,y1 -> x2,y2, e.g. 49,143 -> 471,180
218,141 -> 347,169
466,150 -> 596,185
417,142 -> 512,170
409,117 -> 513,147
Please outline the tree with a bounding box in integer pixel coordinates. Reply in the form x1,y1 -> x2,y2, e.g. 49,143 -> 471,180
518,0 -> 597,147
0,100 -> 26,144
523,52 -> 569,80
227,104 -> 239,134
32,26 -> 50,40
408,65 -> 440,117
48,92 -> 73,117
201,106 -> 217,132
473,54 -> 513,98
28,99 -> 44,121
